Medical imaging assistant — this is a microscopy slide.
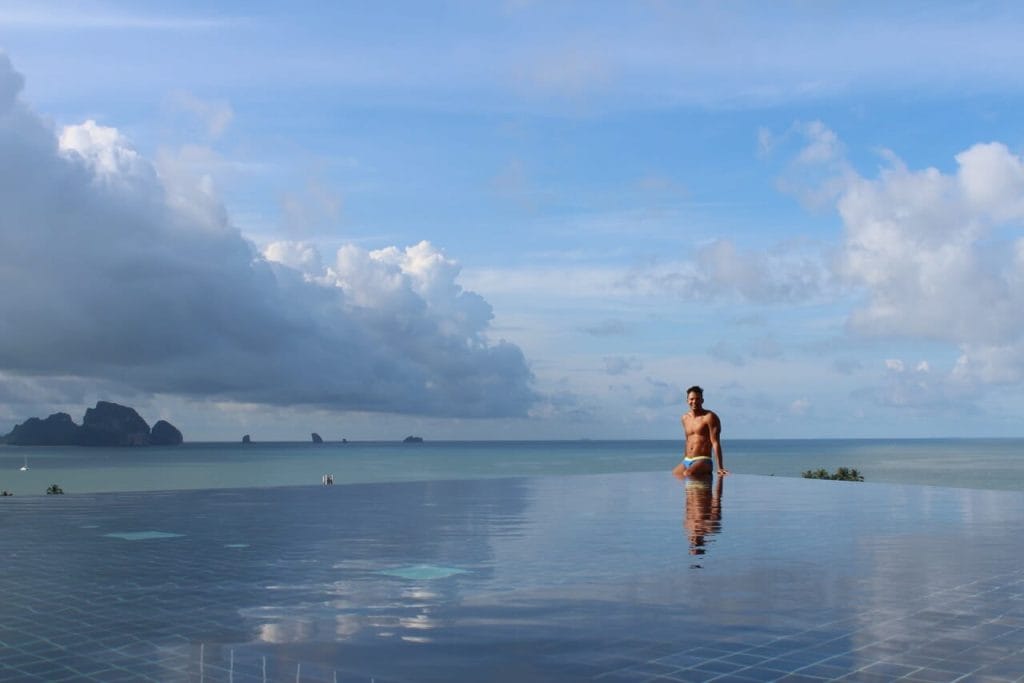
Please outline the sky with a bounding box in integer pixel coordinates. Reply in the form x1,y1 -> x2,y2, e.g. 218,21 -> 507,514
3,1 -> 1024,441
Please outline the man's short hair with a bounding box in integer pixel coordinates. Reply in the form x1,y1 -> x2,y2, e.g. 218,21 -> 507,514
686,385 -> 704,397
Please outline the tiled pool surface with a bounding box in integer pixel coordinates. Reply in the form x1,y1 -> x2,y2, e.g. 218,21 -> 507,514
2,472 -> 1024,682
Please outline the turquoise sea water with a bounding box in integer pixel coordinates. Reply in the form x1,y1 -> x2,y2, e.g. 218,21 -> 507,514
3,438 -> 1024,495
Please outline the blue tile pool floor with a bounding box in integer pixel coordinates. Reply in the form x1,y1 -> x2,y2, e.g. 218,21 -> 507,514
2,472 -> 1024,682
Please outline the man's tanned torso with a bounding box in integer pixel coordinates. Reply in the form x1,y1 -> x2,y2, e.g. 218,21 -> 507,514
683,410 -> 717,459
673,386 -> 727,478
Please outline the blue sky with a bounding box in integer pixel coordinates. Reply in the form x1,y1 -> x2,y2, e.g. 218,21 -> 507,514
3,1 -> 1024,440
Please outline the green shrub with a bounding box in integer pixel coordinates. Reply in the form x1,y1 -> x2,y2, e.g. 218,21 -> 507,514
46,483 -> 64,495
801,467 -> 864,482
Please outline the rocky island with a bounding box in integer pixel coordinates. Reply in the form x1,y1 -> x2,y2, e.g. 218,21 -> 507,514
2,401 -> 183,447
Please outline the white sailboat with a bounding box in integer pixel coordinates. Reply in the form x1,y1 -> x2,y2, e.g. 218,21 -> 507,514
19,456 -> 28,471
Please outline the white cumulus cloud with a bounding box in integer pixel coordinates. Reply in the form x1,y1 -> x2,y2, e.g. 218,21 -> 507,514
778,121 -> 1024,388
836,140 -> 1024,382
0,55 -> 534,418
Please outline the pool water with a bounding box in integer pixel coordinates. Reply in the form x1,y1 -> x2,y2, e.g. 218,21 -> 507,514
1,472 -> 1024,681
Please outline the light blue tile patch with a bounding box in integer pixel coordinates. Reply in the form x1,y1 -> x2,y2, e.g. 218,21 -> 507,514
377,564 -> 469,580
225,543 -> 249,548
104,531 -> 184,541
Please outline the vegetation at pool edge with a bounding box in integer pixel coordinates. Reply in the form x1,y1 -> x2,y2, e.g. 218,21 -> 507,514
802,467 -> 864,482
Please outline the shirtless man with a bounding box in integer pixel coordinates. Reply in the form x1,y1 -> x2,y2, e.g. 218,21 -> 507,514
673,385 -> 728,478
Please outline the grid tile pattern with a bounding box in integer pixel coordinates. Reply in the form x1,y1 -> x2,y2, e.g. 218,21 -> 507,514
2,473 -> 1024,681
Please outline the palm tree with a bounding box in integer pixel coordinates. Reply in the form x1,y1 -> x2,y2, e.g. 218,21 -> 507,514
801,467 -> 863,482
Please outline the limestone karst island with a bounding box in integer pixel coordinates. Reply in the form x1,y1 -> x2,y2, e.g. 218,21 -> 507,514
2,401 -> 183,446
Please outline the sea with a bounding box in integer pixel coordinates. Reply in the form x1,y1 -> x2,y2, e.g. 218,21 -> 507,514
3,438 -> 1024,496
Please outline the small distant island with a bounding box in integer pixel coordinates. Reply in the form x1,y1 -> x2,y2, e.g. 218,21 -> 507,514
1,401 -> 183,447
403,435 -> 424,443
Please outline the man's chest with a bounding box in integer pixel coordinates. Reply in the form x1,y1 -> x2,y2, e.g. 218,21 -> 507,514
684,414 -> 712,434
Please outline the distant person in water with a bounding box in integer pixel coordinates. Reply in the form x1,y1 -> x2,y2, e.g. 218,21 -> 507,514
673,385 -> 728,478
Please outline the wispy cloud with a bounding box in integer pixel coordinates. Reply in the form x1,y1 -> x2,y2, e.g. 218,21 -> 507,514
0,5 -> 239,31
619,238 -> 837,305
164,91 -> 234,139
581,319 -> 626,337
9,3 -> 1024,118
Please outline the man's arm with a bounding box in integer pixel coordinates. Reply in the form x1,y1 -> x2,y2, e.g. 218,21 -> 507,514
710,412 -> 728,475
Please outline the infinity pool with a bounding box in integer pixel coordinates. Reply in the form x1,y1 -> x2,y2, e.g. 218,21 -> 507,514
2,472 -> 1023,681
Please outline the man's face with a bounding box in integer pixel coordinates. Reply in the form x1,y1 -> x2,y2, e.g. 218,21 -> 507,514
687,392 -> 703,411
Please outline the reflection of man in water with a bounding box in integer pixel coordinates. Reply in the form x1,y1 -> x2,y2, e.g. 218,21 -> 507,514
683,475 -> 723,556
673,385 -> 728,478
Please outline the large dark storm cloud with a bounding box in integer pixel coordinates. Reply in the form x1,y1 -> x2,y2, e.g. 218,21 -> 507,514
0,55 -> 534,417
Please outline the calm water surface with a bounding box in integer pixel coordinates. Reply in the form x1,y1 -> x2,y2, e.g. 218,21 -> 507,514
2,438 -> 1024,495
4,472 -> 1024,680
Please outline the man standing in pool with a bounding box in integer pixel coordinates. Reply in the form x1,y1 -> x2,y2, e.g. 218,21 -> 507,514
673,385 -> 728,478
